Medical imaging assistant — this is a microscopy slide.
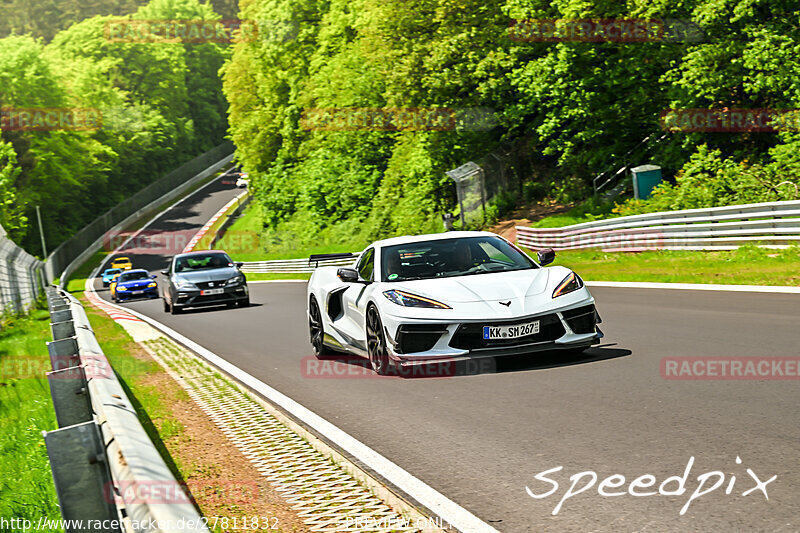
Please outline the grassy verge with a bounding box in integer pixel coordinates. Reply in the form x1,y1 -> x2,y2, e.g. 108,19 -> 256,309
0,307 -> 62,528
536,245 -> 800,286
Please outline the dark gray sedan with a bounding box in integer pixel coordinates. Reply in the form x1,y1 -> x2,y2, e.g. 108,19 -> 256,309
161,250 -> 250,314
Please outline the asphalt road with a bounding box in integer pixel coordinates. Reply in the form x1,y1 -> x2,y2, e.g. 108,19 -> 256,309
95,177 -> 800,532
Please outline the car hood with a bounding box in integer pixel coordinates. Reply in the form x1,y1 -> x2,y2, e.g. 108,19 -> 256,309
174,267 -> 238,283
391,268 -> 550,303
118,279 -> 154,287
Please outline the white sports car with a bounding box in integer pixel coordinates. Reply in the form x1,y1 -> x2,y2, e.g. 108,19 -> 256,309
307,231 -> 602,375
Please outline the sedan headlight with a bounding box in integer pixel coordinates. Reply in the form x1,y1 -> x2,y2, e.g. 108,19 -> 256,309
383,290 -> 451,309
147,282 -> 157,288
175,280 -> 196,290
116,286 -> 127,291
226,275 -> 245,286
552,272 -> 584,298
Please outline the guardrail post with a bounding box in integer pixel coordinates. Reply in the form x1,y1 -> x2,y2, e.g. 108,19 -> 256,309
44,421 -> 122,533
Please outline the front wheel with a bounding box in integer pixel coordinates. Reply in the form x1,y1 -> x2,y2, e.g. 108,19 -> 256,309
309,295 -> 333,357
366,305 -> 391,376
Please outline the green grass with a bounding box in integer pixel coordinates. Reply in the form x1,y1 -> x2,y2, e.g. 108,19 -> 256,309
0,307 -> 62,529
65,250 -> 108,294
217,204 -> 361,261
538,245 -> 800,286
531,198 -> 616,228
245,273 -> 311,281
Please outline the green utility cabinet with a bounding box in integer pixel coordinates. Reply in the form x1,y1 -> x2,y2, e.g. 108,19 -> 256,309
631,164 -> 663,200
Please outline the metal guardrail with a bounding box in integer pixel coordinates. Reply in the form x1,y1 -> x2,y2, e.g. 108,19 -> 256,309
0,224 -> 45,314
43,287 -> 209,533
239,256 -> 356,274
516,200 -> 800,251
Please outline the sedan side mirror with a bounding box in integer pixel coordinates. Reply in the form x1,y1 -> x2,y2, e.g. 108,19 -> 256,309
337,267 -> 359,283
236,262 -> 244,269
537,248 -> 556,266
151,274 -> 157,279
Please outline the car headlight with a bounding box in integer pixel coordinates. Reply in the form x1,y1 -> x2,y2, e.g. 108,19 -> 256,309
226,275 -> 244,286
147,282 -> 157,288
175,280 -> 196,290
382,290 -> 451,309
117,286 -> 127,291
552,272 -> 584,298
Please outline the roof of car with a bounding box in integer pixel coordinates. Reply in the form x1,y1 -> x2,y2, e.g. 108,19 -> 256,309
370,231 -> 499,249
174,250 -> 230,257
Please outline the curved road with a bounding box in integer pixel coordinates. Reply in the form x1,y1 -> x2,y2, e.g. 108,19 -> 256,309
95,175 -> 800,532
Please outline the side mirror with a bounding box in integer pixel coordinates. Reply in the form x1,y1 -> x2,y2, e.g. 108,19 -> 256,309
337,267 -> 359,283
236,262 -> 244,269
537,248 -> 556,266
160,270 -> 169,276
151,274 -> 157,279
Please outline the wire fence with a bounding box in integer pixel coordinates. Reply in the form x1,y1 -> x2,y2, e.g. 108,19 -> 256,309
446,140 -> 533,227
0,224 -> 45,315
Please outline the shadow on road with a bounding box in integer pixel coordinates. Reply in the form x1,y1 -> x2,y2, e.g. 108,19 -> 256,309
310,344 -> 632,380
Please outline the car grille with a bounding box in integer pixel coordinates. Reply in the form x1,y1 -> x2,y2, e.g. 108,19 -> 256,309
561,304 -> 597,334
195,280 -> 226,290
449,313 -> 565,351
395,324 -> 449,354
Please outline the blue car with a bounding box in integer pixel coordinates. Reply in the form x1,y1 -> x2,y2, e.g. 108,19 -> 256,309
111,269 -> 158,303
102,268 -> 122,287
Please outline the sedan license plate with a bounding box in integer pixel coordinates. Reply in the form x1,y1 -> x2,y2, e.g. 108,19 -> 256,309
483,320 -> 540,340
201,288 -> 224,295
131,290 -> 143,295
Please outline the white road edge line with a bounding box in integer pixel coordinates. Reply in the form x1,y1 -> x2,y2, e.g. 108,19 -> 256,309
90,294 -> 499,533
586,280 -> 800,294
83,174 -> 499,533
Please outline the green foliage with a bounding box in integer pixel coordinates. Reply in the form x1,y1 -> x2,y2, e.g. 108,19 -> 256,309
0,0 -> 229,255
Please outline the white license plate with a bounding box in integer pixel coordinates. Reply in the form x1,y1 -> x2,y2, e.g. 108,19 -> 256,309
131,290 -> 143,295
483,320 -> 540,340
201,288 -> 224,295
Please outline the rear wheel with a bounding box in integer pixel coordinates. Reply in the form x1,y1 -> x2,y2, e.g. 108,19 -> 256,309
366,305 -> 391,376
309,295 -> 333,357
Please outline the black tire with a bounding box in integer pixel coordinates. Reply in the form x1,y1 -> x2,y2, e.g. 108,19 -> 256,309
238,297 -> 250,308
366,305 -> 391,375
163,298 -> 170,313
308,295 -> 334,357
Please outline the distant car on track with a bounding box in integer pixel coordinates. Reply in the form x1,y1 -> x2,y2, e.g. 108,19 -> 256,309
161,250 -> 249,314
235,174 -> 249,188
111,269 -> 158,303
307,231 -> 602,375
110,256 -> 133,271
101,268 -> 122,287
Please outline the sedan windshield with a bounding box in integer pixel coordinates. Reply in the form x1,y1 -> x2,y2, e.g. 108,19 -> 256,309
118,271 -> 150,282
381,236 -> 536,282
175,253 -> 233,272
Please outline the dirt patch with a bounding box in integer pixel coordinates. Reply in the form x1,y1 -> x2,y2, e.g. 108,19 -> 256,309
489,202 -> 574,241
